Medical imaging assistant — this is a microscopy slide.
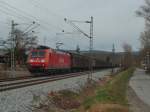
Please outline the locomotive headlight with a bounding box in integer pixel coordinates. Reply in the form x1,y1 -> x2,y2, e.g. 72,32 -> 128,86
41,59 -> 45,63
30,59 -> 34,62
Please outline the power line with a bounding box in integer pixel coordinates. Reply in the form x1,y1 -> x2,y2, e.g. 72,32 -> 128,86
0,1 -> 62,32
28,0 -> 64,31
0,0 -> 68,47
23,23 -> 40,35
0,7 -> 30,22
24,0 -> 63,31
0,7 -> 54,34
0,1 -> 35,22
32,0 -> 64,20
0,8 -> 32,23
23,22 -> 36,33
0,20 -> 10,25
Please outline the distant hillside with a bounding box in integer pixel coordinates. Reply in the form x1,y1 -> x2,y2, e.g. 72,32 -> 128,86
66,50 -> 139,65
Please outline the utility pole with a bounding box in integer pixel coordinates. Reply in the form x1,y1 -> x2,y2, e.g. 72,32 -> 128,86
11,20 -> 18,77
89,16 -> 94,80
64,16 -> 94,81
111,43 -> 115,74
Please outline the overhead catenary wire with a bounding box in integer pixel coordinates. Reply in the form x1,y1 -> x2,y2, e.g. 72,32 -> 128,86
23,23 -> 40,35
0,19 -> 10,25
0,3 -> 36,22
0,1 -> 35,22
31,0 -> 64,22
0,9 -> 52,34
22,22 -> 36,34
54,31 -> 89,50
0,0 -> 90,50
28,0 -> 65,30
0,7 -> 30,22
0,0 -> 63,32
65,18 -> 90,38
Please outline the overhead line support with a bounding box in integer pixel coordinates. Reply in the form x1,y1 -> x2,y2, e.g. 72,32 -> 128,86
11,20 -> 18,77
64,16 -> 94,81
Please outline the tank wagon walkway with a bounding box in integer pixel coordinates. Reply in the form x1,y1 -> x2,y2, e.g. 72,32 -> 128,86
129,68 -> 150,112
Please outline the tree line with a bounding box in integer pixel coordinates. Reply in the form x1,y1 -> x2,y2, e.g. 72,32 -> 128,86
1,28 -> 38,68
136,0 -> 150,71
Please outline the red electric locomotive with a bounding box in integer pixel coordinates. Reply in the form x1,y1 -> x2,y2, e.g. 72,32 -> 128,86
27,46 -> 113,74
27,46 -> 71,73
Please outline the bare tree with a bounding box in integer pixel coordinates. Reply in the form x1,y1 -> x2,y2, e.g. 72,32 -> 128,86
136,0 -> 150,24
14,29 -> 38,65
122,43 -> 133,69
136,0 -> 150,50
140,31 -> 150,49
4,29 -> 38,66
136,0 -> 150,70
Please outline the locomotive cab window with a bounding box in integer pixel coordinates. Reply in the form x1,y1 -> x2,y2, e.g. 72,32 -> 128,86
31,51 -> 46,57
39,51 -> 45,57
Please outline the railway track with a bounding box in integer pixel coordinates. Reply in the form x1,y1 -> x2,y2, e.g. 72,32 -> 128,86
0,71 -> 92,92
0,76 -> 35,82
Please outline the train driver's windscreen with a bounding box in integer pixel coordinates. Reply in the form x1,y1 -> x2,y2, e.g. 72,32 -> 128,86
31,51 -> 45,57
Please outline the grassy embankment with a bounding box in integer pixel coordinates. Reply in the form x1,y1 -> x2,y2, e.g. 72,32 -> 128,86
80,68 -> 134,112
34,68 -> 134,112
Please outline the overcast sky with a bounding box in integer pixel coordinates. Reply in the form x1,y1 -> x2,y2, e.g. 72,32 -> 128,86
0,0 -> 146,51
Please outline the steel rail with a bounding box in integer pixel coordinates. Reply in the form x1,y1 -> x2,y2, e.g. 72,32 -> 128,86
0,71 -> 91,92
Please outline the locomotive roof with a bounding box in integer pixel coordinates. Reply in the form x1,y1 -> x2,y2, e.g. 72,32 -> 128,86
36,45 -> 50,49
35,45 -> 86,56
32,47 -> 107,63
34,46 -> 105,61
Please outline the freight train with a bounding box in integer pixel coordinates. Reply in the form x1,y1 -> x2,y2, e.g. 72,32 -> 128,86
27,46 -> 112,74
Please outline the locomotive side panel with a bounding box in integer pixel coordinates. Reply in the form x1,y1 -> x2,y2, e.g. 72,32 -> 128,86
49,51 -> 71,69
46,50 -> 71,70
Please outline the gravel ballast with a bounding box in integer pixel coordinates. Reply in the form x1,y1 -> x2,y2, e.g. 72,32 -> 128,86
0,69 -> 111,112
